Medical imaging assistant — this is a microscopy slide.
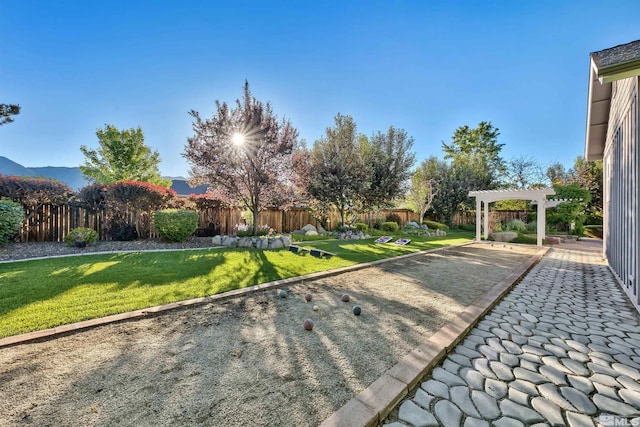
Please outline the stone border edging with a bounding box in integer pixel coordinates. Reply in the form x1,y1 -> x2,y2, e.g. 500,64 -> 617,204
319,246 -> 549,427
0,241 -> 473,349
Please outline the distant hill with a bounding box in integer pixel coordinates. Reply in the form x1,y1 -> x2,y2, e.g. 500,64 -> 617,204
0,156 -> 89,190
0,156 -> 34,177
0,156 -> 207,195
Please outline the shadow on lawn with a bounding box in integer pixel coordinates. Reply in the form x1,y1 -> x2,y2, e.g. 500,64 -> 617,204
0,248 -> 324,325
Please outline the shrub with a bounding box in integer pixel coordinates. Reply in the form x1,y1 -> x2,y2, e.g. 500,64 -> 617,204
107,221 -> 138,241
371,215 -> 386,229
334,225 -> 356,233
153,209 -> 198,242
385,213 -> 401,225
510,233 -> 537,245
354,222 -> 368,232
424,220 -> 449,232
505,219 -> 527,232
0,199 -> 24,244
0,175 -> 73,207
64,227 -> 99,246
234,223 -> 269,237
381,221 -> 399,232
458,223 -> 476,232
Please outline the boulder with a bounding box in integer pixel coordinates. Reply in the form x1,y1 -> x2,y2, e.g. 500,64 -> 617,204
305,230 -> 318,236
222,237 -> 238,247
301,224 -> 317,233
317,224 -> 326,234
281,235 -> 291,246
212,235 -> 223,246
405,221 -> 420,228
269,238 -> 284,249
256,238 -> 269,249
491,231 -> 517,242
238,237 -> 254,248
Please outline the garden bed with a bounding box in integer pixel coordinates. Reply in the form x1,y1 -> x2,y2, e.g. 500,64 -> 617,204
0,243 -> 540,426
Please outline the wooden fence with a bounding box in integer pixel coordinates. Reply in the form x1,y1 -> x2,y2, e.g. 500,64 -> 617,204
16,205 -> 531,242
16,206 -> 420,242
451,210 -> 530,227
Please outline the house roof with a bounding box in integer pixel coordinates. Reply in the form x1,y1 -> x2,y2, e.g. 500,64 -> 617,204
585,40 -> 640,161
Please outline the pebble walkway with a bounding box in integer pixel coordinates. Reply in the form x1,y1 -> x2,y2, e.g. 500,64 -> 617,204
384,247 -> 640,427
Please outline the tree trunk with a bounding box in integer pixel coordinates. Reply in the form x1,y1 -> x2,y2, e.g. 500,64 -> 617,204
252,208 -> 259,236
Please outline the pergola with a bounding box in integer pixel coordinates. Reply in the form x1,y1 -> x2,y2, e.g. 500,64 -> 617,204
468,188 -> 556,246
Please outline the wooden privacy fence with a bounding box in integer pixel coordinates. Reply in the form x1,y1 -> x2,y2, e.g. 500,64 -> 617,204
451,210 -> 531,226
16,204 -> 531,242
17,206 -> 419,243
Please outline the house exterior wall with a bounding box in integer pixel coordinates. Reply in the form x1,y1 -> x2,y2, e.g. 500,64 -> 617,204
603,76 -> 639,310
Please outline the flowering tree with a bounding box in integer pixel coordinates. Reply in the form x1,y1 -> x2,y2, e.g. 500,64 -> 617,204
183,82 -> 298,235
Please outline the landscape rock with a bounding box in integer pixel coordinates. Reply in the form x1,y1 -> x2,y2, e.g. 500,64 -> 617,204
212,235 -> 223,246
269,238 -> 284,249
238,238 -> 253,248
405,221 -> 420,228
492,231 -> 517,242
222,237 -> 238,247
301,224 -> 317,233
305,230 -> 318,236
317,224 -> 326,234
256,238 -> 269,249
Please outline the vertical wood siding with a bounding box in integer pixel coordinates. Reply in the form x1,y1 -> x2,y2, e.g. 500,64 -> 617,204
604,77 -> 639,310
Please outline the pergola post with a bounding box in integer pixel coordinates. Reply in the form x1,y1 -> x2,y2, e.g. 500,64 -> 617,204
475,198 -> 482,242
483,201 -> 490,240
536,198 -> 546,247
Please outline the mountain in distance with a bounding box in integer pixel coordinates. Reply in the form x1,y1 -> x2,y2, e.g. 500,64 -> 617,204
0,156 -> 207,195
0,156 -> 89,190
0,156 -> 33,177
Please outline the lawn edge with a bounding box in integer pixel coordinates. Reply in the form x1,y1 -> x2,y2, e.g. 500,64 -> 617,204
319,244 -> 549,427
0,240 -> 475,348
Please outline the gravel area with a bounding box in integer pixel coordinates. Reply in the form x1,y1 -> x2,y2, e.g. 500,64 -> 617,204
0,237 -> 216,262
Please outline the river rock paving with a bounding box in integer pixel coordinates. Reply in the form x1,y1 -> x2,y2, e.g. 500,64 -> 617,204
384,247 -> 640,426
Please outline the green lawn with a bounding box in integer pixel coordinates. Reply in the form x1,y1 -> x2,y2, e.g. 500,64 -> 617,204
0,232 -> 472,338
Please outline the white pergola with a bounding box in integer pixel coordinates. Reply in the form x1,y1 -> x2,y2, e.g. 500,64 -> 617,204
468,188 -> 556,246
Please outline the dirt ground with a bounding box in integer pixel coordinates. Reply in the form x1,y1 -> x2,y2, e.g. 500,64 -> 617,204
0,243 -> 540,427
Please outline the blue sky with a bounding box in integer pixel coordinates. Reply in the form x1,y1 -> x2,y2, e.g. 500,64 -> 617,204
1,1 -> 639,178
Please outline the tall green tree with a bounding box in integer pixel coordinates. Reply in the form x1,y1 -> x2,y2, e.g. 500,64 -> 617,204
307,113 -> 368,227
80,125 -> 171,187
360,126 -> 416,211
442,121 -> 505,184
183,81 -> 299,235
0,104 -> 20,126
568,156 -> 603,223
431,155 -> 494,225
